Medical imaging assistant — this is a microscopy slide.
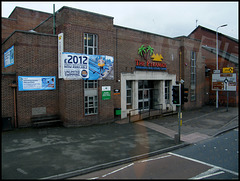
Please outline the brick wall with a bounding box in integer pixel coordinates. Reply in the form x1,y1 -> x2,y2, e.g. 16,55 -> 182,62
2,6 -> 205,127
2,31 -> 58,127
189,26 -> 238,56
53,7 -> 116,126
2,33 -> 18,126
189,26 -> 239,106
115,26 -> 203,110
203,49 -> 238,106
2,7 -> 51,42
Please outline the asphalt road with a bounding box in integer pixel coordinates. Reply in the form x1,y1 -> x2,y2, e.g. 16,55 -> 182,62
1,123 -> 177,179
174,128 -> 238,179
70,128 -> 238,179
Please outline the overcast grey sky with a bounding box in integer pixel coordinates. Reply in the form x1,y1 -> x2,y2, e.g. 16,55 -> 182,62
1,1 -> 239,39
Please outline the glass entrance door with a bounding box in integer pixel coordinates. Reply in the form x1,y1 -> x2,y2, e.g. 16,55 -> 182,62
138,89 -> 150,110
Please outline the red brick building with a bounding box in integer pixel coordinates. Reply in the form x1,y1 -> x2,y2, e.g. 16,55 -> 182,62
2,7 -> 52,42
188,26 -> 239,106
2,6 -> 236,128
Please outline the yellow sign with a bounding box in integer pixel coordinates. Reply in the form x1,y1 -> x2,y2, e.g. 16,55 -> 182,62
151,53 -> 163,61
223,67 -> 233,73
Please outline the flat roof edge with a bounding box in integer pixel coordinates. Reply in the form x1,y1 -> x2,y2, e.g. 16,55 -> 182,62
2,30 -> 57,45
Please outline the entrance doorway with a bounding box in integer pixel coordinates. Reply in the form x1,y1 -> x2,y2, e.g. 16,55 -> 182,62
138,80 -> 154,110
138,89 -> 150,110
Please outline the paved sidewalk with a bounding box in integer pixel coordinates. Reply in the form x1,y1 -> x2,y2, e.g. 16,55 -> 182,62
1,106 -> 238,179
135,121 -> 211,143
125,106 -> 238,144
144,106 -> 238,137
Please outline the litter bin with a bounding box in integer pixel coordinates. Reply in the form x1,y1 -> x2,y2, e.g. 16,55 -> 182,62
114,108 -> 121,116
2,117 -> 13,131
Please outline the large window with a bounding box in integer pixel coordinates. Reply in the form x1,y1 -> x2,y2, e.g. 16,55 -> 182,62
84,33 -> 98,115
84,80 -> 98,115
84,80 -> 98,89
165,80 -> 170,104
126,80 -> 132,109
190,51 -> 196,101
84,33 -> 98,55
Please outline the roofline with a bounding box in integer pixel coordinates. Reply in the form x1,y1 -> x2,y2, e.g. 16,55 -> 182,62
33,6 -> 114,31
188,25 -> 238,43
57,6 -> 114,19
202,45 -> 238,65
114,24 -> 180,41
173,35 -> 201,42
1,17 -> 17,21
2,30 -> 57,45
33,14 -> 53,30
8,6 -> 52,19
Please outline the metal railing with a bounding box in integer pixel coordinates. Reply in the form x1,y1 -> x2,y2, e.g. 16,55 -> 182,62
128,103 -> 176,123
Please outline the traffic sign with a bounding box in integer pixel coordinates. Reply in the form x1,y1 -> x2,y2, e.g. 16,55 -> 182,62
212,82 -> 224,90
213,70 -> 220,74
223,67 -> 233,73
212,73 -> 236,91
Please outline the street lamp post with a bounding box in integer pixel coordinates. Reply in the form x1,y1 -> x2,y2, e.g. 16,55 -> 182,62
216,24 -> 227,109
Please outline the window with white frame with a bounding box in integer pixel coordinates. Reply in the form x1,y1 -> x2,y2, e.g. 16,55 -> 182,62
84,80 -> 98,115
84,96 -> 98,115
84,33 -> 98,55
126,80 -> 132,109
165,80 -> 170,103
84,80 -> 98,89
84,33 -> 98,115
190,51 -> 196,101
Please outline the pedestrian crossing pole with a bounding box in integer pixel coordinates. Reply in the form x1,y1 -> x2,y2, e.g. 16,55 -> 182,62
178,83 -> 182,143
173,80 -> 184,144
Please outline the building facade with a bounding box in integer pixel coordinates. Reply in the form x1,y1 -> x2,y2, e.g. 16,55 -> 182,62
188,26 -> 239,106
2,6 -> 219,128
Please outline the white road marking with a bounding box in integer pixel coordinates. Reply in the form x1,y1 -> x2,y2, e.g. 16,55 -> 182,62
101,163 -> 134,178
16,168 -> 28,175
140,155 -> 172,163
87,177 -> 99,180
168,152 -> 238,176
191,171 -> 225,180
190,167 -> 221,179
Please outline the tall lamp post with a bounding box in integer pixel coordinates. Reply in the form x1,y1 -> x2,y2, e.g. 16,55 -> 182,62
216,24 -> 227,109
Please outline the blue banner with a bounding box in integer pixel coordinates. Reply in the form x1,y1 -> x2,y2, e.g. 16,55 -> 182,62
87,54 -> 114,80
62,52 -> 114,80
4,45 -> 14,68
18,76 -> 56,91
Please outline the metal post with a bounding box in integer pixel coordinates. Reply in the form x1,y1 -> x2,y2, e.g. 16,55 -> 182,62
227,91 -> 229,112
216,24 -> 227,109
216,29 -> 219,109
178,84 -> 181,143
13,87 -> 17,128
53,4 -> 56,35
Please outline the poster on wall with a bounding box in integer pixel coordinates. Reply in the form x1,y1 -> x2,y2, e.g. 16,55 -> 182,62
18,76 -> 56,91
58,33 -> 64,78
102,86 -> 111,100
87,54 -> 114,80
62,52 -> 89,80
62,52 -> 114,80
4,45 -> 14,68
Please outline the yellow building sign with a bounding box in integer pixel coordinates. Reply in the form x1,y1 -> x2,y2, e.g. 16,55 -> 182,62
223,67 -> 233,73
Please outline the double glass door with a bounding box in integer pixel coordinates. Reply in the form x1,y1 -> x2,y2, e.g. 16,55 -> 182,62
138,80 -> 154,110
138,89 -> 150,110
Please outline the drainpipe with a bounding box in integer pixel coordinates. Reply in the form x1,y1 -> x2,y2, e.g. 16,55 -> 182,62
9,81 -> 18,128
179,51 -> 182,81
53,4 -> 56,35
